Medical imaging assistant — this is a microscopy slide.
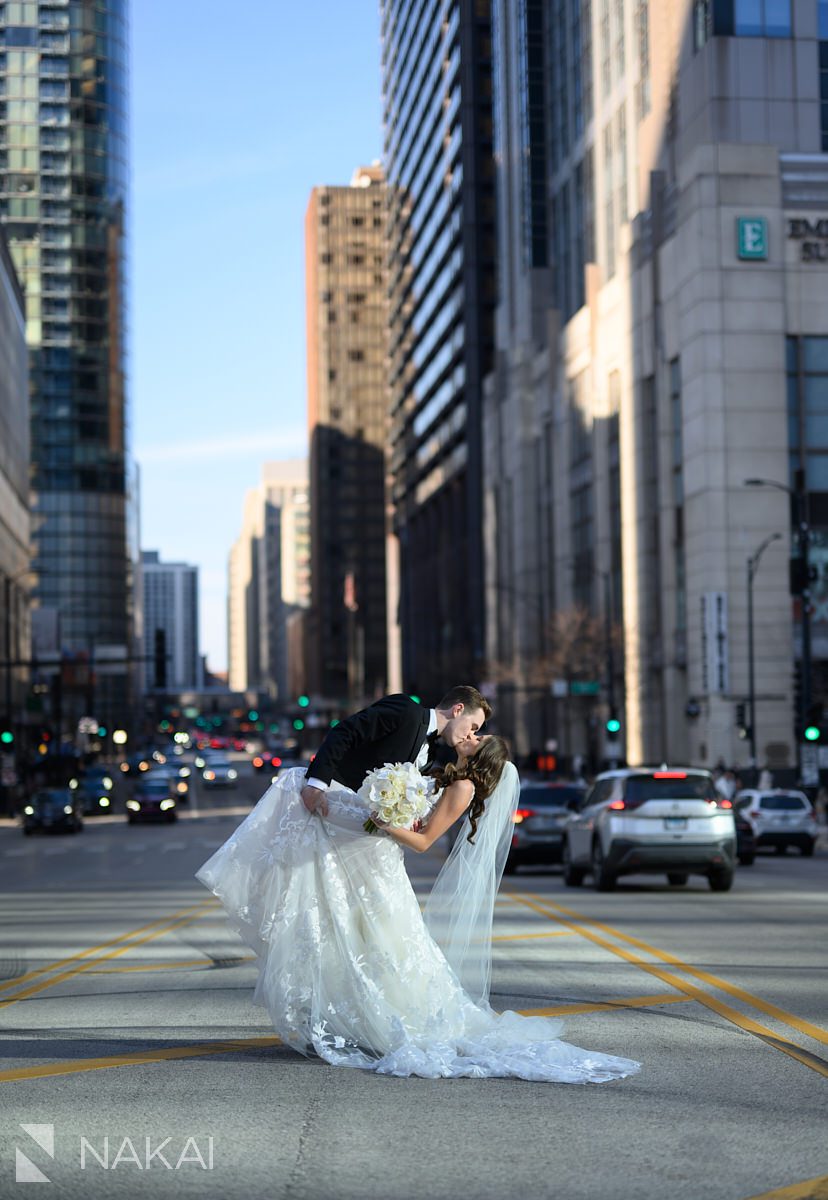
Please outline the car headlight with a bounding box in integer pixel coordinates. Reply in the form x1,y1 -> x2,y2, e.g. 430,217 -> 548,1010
179,767 -> 191,778
24,805 -> 34,815
203,770 -> 215,781
102,777 -> 113,789
98,796 -> 110,807
139,761 -> 149,771
195,756 -> 205,768
176,782 -> 187,793
120,762 -> 129,772
126,800 -> 140,811
228,769 -> 237,780
160,799 -> 176,811
63,805 -> 73,814
69,778 -> 78,790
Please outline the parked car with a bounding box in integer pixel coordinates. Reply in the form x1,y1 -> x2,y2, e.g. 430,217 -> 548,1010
734,789 -> 818,856
201,758 -> 238,788
733,806 -> 756,866
504,781 -> 587,873
126,778 -> 178,824
22,789 -> 84,835
563,767 -> 736,892
149,763 -> 191,803
72,765 -> 115,815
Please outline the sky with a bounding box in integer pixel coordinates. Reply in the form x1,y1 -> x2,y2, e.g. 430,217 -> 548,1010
132,1 -> 383,673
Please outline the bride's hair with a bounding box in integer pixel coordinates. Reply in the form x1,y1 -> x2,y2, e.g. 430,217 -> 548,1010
432,735 -> 512,843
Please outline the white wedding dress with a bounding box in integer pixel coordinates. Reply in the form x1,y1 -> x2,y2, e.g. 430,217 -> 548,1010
195,766 -> 640,1083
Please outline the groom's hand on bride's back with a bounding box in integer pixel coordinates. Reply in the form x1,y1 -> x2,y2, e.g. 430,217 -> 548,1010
301,785 -> 329,817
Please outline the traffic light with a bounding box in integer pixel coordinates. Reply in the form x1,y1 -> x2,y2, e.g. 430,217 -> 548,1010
605,709 -> 621,739
803,703 -> 823,742
0,727 -> 13,747
297,695 -> 310,708
154,627 -> 167,690
248,709 -> 259,721
735,702 -> 750,740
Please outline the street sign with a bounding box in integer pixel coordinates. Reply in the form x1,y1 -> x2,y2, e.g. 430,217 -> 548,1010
800,743 -> 819,786
570,681 -> 600,696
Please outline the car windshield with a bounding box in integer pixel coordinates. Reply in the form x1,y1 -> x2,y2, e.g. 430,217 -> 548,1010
520,786 -> 584,811
137,781 -> 169,796
624,774 -> 717,802
34,793 -> 71,809
758,795 -> 807,811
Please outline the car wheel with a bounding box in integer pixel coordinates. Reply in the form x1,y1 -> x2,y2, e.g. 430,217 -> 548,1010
708,867 -> 734,892
800,841 -> 815,857
737,853 -> 755,866
591,839 -> 616,892
666,872 -> 688,886
562,840 -> 586,887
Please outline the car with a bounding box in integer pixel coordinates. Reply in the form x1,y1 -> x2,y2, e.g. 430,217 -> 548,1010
563,767 -> 737,892
126,778 -> 178,824
149,763 -> 192,803
119,751 -> 153,777
201,758 -> 238,788
734,789 -> 818,856
733,806 -> 756,866
504,781 -> 587,873
22,789 -> 84,835
72,765 -> 116,815
252,750 -> 284,773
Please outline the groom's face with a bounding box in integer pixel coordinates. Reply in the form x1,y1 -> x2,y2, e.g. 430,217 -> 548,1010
442,705 -> 486,750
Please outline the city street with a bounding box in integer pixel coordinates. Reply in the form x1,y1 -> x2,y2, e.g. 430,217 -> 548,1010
0,756 -> 825,1200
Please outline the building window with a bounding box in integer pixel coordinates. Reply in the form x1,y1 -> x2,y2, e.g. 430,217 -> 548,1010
348,349 -> 365,362
635,0 -> 650,118
787,335 -> 828,493
321,252 -> 332,264
820,39 -> 828,152
711,0 -> 792,36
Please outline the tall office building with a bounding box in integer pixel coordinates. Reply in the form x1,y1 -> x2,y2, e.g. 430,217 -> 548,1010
227,460 -> 310,700
0,0 -> 132,731
141,551 -> 200,693
305,164 -> 390,704
486,0 -> 828,772
380,0 -> 496,700
0,223 -> 30,747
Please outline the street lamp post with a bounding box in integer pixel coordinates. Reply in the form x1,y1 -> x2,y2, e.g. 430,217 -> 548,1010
744,473 -> 810,756
746,532 -> 782,771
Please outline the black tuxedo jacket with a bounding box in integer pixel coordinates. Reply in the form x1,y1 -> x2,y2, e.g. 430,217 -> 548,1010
305,693 -> 432,794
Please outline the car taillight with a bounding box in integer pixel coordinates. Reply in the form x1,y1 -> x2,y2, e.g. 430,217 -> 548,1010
608,799 -> 626,810
272,757 -> 282,767
613,796 -> 647,810
653,771 -> 687,778
513,808 -> 535,824
253,756 -> 263,768
749,810 -> 761,818
707,798 -> 732,809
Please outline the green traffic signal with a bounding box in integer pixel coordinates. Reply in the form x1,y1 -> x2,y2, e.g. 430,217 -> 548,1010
297,695 -> 310,708
804,725 -> 821,742
0,730 -> 13,745
293,718 -> 305,731
248,709 -> 259,721
606,718 -> 621,735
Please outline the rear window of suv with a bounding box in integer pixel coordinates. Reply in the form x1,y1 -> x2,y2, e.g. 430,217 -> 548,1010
623,774 -> 717,802
520,786 -> 585,811
758,794 -> 808,811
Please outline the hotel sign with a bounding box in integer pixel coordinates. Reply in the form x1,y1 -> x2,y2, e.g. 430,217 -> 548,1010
736,216 -> 768,260
787,217 -> 828,262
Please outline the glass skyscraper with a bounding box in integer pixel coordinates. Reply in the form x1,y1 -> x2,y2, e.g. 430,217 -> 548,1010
381,0 -> 496,698
0,0 -> 132,732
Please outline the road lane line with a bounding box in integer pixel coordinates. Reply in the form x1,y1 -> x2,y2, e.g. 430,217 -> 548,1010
87,956 -> 256,974
743,1174 -> 828,1200
520,891 -> 828,1047
0,902 -> 219,1008
508,892 -> 828,1078
492,930 -> 574,941
0,1036 -> 284,1083
519,994 -> 690,1017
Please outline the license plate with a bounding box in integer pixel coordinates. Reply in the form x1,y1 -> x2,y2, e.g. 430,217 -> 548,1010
664,817 -> 687,830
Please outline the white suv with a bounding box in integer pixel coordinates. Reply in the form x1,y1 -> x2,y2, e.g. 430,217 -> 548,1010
734,789 -> 818,856
563,767 -> 737,892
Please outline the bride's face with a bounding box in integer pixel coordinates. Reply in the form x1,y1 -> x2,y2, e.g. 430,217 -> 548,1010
456,732 -> 490,761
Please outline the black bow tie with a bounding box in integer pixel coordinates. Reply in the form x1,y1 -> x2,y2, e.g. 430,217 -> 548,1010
427,731 -> 440,749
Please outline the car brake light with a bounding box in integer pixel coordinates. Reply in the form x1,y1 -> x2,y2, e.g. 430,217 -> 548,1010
707,798 -> 732,808
272,756 -> 282,767
513,808 -> 535,824
608,799 -> 626,810
253,756 -> 263,768
653,771 -> 687,779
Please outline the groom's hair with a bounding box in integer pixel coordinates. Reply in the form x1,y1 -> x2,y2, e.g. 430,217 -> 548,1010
436,685 -> 492,720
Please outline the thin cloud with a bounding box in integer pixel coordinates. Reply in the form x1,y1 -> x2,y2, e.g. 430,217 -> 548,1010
136,428 -> 307,465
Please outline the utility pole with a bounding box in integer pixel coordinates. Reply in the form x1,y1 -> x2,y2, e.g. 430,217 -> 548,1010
746,533 -> 782,771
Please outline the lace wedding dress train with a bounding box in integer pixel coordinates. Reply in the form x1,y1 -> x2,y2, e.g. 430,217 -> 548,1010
195,766 -> 640,1083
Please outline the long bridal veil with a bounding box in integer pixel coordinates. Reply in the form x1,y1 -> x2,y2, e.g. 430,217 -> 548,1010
422,760 -> 521,1008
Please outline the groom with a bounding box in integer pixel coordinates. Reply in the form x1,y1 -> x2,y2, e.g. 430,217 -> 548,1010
300,686 -> 492,817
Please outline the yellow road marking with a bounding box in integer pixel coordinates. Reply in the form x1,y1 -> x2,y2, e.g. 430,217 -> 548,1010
0,995 -> 689,1084
87,956 -> 256,974
743,1175 -> 828,1200
0,1036 -> 283,1083
523,891 -> 828,1047
0,902 -> 218,1011
0,899 -> 220,993
508,892 -> 828,1078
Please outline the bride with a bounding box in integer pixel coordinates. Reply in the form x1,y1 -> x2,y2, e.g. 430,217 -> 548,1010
195,734 -> 640,1083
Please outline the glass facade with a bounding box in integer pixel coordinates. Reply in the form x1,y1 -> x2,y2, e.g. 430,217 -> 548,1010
0,0 -> 131,724
382,0 -> 495,694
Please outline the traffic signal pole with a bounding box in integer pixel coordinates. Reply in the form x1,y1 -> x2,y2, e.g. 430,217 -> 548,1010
746,532 -> 782,772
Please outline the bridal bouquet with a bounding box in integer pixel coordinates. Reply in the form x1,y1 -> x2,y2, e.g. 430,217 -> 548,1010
358,761 -> 436,834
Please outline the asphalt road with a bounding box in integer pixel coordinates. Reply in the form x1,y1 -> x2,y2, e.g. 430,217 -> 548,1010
0,757 -> 826,1200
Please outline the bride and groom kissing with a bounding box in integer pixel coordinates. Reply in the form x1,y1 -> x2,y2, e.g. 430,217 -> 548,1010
195,685 -> 640,1082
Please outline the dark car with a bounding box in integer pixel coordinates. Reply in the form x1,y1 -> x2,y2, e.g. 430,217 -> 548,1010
734,806 -> 756,866
504,781 -> 587,873
126,778 -> 178,824
73,765 -> 116,815
22,789 -> 84,835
